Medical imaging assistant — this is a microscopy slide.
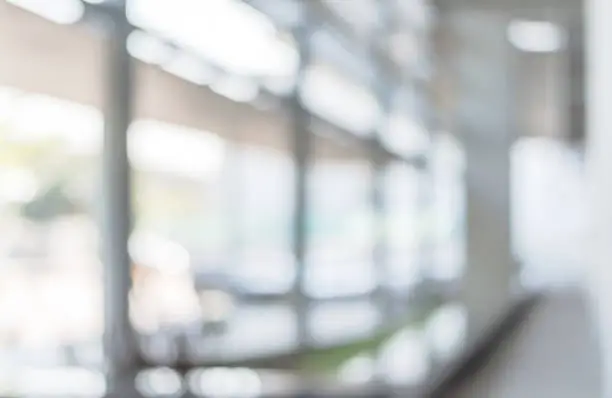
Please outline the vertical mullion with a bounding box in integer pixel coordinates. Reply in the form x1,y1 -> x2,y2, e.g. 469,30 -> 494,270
417,25 -> 437,286
101,1 -> 138,396
291,9 -> 313,347
372,0 -> 395,321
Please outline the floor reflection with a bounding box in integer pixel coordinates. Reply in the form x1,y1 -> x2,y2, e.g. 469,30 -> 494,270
0,278 -> 447,397
139,298 -> 390,365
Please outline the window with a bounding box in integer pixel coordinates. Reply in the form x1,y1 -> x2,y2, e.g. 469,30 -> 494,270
428,134 -> 465,282
129,120 -> 231,332
511,137 -> 586,287
0,90 -> 103,363
383,162 -> 422,290
305,134 -> 375,299
231,144 -> 295,296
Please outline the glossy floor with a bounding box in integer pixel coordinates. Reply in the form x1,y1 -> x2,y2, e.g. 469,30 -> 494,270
450,288 -> 601,398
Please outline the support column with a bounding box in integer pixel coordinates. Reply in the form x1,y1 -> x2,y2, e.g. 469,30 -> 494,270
101,2 -> 138,396
568,10 -> 586,144
441,7 -> 517,342
586,0 -> 612,395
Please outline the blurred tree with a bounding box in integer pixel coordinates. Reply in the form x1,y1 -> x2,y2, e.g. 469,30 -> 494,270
20,181 -> 80,223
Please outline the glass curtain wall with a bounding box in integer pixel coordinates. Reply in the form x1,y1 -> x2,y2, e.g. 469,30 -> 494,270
0,0 -> 464,395
306,133 -> 375,300
0,89 -> 105,395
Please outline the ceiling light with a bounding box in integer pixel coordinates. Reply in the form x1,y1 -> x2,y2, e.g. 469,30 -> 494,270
508,20 -> 565,53
8,0 -> 84,25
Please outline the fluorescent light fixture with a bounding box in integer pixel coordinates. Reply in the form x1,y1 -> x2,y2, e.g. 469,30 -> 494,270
127,30 -> 174,65
8,0 -> 84,25
128,0 -> 298,77
162,52 -> 217,85
262,75 -> 295,97
210,75 -> 259,103
508,20 -> 565,53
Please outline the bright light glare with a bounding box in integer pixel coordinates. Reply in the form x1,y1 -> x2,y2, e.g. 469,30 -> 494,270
128,0 -> 298,77
0,169 -> 38,203
7,94 -> 102,155
8,0 -> 84,25
129,120 -> 226,180
508,20 -> 565,53
300,63 -> 381,135
128,30 -> 220,85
